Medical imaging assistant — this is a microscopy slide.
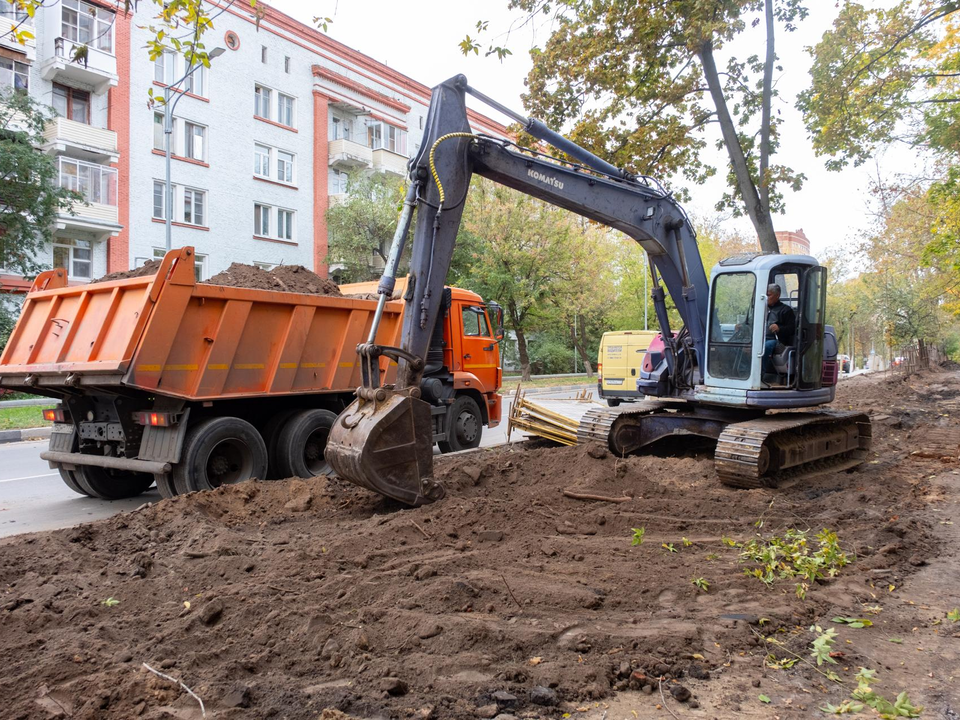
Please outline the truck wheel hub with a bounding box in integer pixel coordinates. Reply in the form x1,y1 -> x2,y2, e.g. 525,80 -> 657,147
456,411 -> 479,442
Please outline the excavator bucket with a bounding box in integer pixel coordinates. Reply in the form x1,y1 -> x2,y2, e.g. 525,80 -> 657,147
326,392 -> 446,507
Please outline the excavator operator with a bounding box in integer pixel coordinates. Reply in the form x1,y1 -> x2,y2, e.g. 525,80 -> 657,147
763,284 -> 796,378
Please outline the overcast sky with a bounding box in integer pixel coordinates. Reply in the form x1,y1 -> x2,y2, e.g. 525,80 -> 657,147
271,0 -> 912,257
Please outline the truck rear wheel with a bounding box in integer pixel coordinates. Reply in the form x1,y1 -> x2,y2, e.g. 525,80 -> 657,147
438,395 -> 483,454
75,465 -> 155,500
175,417 -> 267,492
58,467 -> 91,497
154,473 -> 178,499
262,409 -> 298,479
274,409 -> 337,478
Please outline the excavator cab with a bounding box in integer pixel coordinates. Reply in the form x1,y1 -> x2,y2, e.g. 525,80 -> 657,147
697,253 -> 835,406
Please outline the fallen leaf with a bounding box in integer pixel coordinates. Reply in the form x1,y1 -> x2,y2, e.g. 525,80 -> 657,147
759,694 -> 771,703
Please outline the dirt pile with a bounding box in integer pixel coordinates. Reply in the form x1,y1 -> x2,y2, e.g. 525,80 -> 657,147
207,263 -> 342,297
94,261 -> 345,297
1,371 -> 958,719
94,259 -> 163,283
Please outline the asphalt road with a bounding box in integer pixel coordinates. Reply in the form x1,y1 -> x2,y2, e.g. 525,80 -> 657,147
0,388 -> 597,539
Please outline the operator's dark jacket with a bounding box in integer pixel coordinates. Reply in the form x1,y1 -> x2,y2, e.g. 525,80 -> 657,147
765,301 -> 796,345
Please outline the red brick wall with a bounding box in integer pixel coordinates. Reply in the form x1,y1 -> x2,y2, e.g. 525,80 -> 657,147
107,11 -> 131,273
312,91 -> 330,277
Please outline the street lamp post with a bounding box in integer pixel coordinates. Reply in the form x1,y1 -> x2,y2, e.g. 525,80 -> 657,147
164,48 -> 224,251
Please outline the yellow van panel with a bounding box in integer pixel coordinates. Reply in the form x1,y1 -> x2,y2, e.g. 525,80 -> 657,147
598,330 -> 657,395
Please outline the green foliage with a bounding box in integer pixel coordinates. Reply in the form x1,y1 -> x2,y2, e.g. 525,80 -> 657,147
325,172 -> 409,284
630,527 -> 646,546
692,576 -> 710,592
0,90 -> 82,278
810,625 -> 839,666
851,668 -> 924,718
821,700 -> 865,714
489,0 -> 809,250
831,617 -> 873,628
947,608 -> 960,622
662,543 -> 678,553
740,528 -> 851,593
758,694 -> 771,704
101,597 -> 120,607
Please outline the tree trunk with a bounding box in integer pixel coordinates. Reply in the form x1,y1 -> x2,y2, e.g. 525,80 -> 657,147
570,320 -> 594,377
917,337 -> 929,368
699,40 -> 780,254
509,301 -> 532,381
759,0 -> 775,211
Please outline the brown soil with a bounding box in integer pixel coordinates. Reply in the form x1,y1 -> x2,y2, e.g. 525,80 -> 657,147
2,372 -> 959,719
206,263 -> 343,297
95,262 -> 343,297
93,259 -> 163,283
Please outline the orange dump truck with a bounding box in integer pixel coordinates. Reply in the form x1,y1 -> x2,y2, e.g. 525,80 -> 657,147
0,248 -> 502,500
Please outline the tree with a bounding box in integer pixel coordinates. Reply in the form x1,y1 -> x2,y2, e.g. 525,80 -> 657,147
464,0 -> 809,253
325,172 -> 408,284
456,178 -> 581,380
0,90 -> 81,278
799,1 -> 960,169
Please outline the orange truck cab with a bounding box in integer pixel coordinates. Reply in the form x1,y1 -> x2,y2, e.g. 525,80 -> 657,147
0,248 -> 502,501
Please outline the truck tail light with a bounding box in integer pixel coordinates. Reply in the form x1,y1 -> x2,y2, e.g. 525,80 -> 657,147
43,408 -> 67,423
597,362 -> 602,382
135,411 -> 176,427
821,360 -> 839,387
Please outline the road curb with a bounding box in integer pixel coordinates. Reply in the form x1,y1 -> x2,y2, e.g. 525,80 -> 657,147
0,426 -> 52,444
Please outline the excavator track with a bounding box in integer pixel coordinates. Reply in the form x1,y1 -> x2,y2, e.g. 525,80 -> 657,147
576,404 -> 872,489
577,401 -> 670,447
714,410 -> 872,488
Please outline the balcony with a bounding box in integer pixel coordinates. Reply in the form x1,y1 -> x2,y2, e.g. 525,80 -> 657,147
43,116 -> 118,164
56,157 -> 121,240
40,38 -> 117,93
0,14 -> 36,61
328,138 -> 372,170
329,192 -> 349,206
372,148 -> 408,176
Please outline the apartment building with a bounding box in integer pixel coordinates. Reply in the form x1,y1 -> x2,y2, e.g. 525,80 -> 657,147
0,0 -> 507,290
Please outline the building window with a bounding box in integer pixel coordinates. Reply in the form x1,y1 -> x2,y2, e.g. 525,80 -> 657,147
154,52 -> 169,84
183,188 -> 205,226
277,209 -> 294,241
184,121 -> 206,161
261,45 -> 268,63
0,6 -> 30,22
254,203 -> 270,236
254,144 -> 271,178
152,180 -> 166,219
61,0 -> 114,54
52,84 -> 90,123
277,150 -> 294,183
331,111 -> 354,141
53,238 -> 92,279
330,169 -> 349,194
367,122 -> 406,154
277,93 -> 294,127
58,157 -> 117,205
154,247 -> 205,280
284,56 -> 290,73
153,112 -> 166,151
0,57 -> 29,92
183,66 -> 205,96
254,85 -> 271,120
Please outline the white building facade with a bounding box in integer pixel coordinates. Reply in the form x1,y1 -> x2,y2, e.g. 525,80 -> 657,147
1,0 -> 507,289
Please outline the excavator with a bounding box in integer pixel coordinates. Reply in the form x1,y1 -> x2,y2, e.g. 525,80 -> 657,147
326,75 -> 871,506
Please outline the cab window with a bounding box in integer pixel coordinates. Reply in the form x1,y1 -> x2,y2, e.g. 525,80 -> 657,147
462,305 -> 490,337
707,272 -> 756,380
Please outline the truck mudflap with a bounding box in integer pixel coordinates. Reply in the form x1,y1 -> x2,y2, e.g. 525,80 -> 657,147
40,450 -> 171,475
326,392 -> 445,507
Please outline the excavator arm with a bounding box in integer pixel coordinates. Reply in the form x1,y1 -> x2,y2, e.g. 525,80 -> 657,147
326,74 -> 711,505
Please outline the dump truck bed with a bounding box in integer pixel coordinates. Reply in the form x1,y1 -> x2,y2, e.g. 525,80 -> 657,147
0,248 -> 403,400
